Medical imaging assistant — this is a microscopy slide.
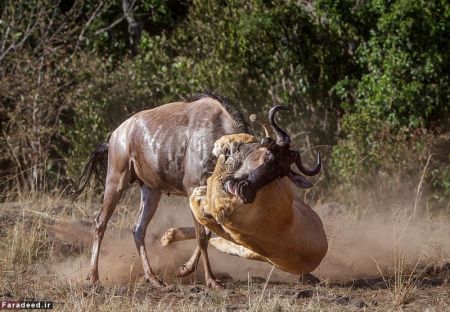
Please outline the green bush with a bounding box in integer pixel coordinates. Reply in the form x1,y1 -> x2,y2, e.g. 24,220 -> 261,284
329,0 -> 450,205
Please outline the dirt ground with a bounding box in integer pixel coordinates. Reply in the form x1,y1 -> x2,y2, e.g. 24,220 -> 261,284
0,191 -> 448,311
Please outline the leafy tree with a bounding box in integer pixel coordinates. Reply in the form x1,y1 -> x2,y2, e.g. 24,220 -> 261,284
1,0 -> 448,206
329,0 -> 450,204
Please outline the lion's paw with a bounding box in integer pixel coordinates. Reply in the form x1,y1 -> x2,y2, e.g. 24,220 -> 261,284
212,133 -> 257,157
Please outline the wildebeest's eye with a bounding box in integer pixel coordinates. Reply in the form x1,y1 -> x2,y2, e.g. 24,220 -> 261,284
265,150 -> 276,162
261,138 -> 273,145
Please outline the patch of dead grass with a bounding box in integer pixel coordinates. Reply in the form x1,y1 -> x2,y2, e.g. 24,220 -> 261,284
0,190 -> 448,311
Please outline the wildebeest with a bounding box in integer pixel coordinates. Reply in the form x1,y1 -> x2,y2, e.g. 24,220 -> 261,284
76,94 -> 320,287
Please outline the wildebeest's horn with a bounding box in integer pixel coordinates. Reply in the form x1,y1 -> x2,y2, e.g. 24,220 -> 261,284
293,151 -> 321,176
268,105 -> 290,146
249,114 -> 273,139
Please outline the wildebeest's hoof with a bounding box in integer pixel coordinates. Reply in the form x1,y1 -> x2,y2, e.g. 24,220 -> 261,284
206,278 -> 225,289
86,271 -> 100,285
146,275 -> 167,288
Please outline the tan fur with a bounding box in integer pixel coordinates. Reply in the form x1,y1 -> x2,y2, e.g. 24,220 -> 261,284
160,227 -> 196,247
189,134 -> 328,275
212,133 -> 258,157
209,237 -> 265,261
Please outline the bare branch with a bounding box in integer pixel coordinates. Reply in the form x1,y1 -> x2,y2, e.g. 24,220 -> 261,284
0,5 -> 37,64
122,0 -> 142,55
94,16 -> 125,36
75,1 -> 105,50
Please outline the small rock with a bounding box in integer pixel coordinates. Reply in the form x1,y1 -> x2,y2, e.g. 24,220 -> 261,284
0,292 -> 13,298
299,273 -> 321,285
251,276 -> 266,283
163,285 -> 178,293
189,286 -> 202,294
335,295 -> 350,305
352,299 -> 368,308
292,289 -> 314,299
216,273 -> 233,282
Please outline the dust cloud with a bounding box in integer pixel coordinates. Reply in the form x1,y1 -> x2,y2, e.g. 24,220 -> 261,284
52,195 -> 449,286
53,196 -> 295,286
315,203 -> 449,280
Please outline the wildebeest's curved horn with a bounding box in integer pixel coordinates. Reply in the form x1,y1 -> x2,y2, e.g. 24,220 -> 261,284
249,114 -> 273,139
293,151 -> 321,176
268,105 -> 290,146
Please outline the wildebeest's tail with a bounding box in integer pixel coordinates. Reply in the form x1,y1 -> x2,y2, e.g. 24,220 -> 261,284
71,142 -> 109,198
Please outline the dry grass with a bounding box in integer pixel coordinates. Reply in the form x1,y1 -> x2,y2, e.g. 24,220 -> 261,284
374,250 -> 422,306
0,190 -> 449,311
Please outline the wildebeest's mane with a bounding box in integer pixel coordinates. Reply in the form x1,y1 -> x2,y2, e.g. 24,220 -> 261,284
184,92 -> 251,134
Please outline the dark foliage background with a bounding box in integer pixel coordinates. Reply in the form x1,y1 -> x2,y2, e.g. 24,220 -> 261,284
0,0 -> 448,209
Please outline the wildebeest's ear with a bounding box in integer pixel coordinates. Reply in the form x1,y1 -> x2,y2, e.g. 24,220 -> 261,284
288,171 -> 313,188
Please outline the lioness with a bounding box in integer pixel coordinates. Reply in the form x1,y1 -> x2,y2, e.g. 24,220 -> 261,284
188,133 -> 328,275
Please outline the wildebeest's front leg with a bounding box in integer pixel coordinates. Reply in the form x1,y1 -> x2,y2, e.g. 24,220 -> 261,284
132,184 -> 166,287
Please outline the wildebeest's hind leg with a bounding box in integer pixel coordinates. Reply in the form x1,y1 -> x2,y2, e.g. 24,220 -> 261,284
132,184 -> 166,286
87,165 -> 130,285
